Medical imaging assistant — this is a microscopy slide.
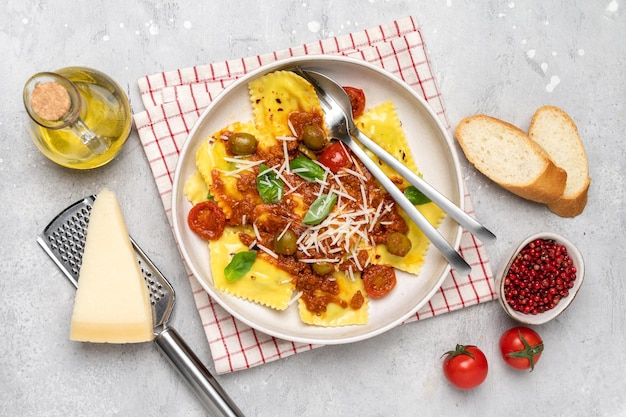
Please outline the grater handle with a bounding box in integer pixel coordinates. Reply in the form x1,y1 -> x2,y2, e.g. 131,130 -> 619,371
154,327 -> 245,417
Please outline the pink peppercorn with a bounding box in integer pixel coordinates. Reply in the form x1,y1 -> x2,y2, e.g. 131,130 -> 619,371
504,239 -> 577,315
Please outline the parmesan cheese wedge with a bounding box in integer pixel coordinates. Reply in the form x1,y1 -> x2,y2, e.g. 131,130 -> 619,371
70,189 -> 154,343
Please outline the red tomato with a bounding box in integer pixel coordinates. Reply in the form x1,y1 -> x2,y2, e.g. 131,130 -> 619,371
343,86 -> 366,119
499,326 -> 544,371
318,141 -> 352,174
361,264 -> 396,298
187,200 -> 226,240
442,345 -> 488,390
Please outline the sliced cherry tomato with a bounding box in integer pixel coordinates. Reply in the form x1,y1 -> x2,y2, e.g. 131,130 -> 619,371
361,264 -> 396,298
343,86 -> 366,119
318,141 -> 352,174
499,326 -> 544,371
442,344 -> 489,390
187,200 -> 226,240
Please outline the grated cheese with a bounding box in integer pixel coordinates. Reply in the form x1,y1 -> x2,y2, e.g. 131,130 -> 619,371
298,258 -> 340,263
287,118 -> 297,137
330,186 -> 356,202
344,167 -> 367,182
257,243 -> 278,259
347,265 -> 355,282
277,222 -> 293,241
220,157 -> 266,177
282,139 -> 290,174
288,291 -> 303,306
252,222 -> 261,241
368,201 -> 385,232
269,163 -> 296,192
276,135 -> 297,141
351,250 -> 363,271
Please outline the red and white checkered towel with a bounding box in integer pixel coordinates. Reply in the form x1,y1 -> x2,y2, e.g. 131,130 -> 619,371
133,16 -> 495,374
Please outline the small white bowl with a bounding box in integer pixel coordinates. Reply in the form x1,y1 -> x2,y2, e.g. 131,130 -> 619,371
497,232 -> 585,325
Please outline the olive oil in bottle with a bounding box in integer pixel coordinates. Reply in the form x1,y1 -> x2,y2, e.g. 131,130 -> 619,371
23,67 -> 132,169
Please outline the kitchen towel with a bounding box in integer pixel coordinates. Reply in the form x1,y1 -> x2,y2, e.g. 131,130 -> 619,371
133,16 -> 495,374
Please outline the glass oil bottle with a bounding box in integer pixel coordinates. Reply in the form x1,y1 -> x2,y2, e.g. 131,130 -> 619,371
23,67 -> 132,169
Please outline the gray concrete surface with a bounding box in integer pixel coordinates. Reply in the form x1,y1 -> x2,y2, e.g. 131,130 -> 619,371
1,1 -> 624,416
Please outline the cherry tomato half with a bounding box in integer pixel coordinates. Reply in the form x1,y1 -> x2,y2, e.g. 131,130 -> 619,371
343,86 -> 366,119
442,344 -> 489,390
318,141 -> 352,174
499,326 -> 544,371
361,264 -> 396,298
187,200 -> 226,241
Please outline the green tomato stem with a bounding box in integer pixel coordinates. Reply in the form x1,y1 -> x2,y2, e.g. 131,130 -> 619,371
443,344 -> 476,359
505,330 -> 544,371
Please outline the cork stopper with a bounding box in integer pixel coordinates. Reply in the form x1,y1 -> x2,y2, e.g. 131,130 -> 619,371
30,82 -> 71,121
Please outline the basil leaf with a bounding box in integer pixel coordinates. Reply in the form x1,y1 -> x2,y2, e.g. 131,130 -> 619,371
256,164 -> 284,204
404,185 -> 431,205
224,251 -> 257,282
303,193 -> 337,225
289,156 -> 325,182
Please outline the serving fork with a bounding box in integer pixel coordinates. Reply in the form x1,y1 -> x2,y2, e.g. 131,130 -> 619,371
293,67 -> 496,275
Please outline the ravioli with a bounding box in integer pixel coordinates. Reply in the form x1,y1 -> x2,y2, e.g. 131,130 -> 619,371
298,272 -> 369,326
184,70 -> 446,327
208,227 -> 295,310
194,121 -> 264,221
248,70 -> 321,139
183,170 -> 209,206
356,101 -> 415,188
356,102 -> 445,274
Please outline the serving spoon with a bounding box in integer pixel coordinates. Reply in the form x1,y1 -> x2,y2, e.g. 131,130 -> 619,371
294,67 -> 496,245
292,67 -> 477,275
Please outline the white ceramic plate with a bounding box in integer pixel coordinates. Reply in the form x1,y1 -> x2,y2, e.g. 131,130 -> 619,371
172,55 -> 464,345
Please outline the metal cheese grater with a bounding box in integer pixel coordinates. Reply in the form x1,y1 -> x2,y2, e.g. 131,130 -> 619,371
38,195 -> 244,417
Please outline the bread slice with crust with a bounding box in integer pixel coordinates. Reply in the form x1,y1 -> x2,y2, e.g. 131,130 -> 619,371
455,114 -> 567,204
529,106 -> 590,217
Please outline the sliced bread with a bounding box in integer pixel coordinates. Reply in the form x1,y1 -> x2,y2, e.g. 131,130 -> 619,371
529,106 -> 590,217
455,114 -> 567,204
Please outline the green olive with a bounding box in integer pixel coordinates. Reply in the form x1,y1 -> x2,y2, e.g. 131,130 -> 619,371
312,261 -> 334,276
302,124 -> 327,151
228,132 -> 258,155
386,232 -> 412,257
273,229 -> 298,255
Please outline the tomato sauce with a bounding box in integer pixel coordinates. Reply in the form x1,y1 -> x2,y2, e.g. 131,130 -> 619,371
288,111 -> 324,138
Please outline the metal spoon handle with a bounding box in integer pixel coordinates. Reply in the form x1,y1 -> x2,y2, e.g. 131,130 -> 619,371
343,139 -> 471,275
353,129 -> 496,243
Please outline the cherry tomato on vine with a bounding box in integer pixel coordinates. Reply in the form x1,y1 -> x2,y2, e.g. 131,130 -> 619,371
318,141 -> 352,174
442,344 -> 488,390
187,200 -> 226,241
499,326 -> 544,371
